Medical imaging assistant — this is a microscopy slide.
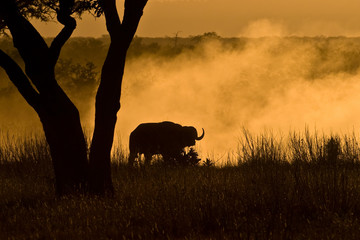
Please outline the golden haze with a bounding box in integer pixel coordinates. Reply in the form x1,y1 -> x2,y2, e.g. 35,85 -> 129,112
33,0 -> 360,37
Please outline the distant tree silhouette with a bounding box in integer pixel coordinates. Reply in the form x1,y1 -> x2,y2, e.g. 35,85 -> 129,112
0,0 -> 148,196
190,32 -> 220,43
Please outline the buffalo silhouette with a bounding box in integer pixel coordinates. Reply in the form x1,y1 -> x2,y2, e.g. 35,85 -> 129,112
128,121 -> 205,166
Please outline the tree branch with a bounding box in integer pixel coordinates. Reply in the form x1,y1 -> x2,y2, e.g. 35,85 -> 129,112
49,0 -> 77,66
99,0 -> 121,38
122,0 -> 148,43
0,0 -> 54,94
0,50 -> 41,110
0,0 -> 49,65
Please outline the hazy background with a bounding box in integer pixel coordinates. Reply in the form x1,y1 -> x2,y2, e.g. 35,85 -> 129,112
3,1 -> 360,161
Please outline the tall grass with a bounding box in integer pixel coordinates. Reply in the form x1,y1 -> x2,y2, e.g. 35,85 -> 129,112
2,130 -> 360,239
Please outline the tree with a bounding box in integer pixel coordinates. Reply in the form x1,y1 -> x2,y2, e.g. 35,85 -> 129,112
0,0 -> 148,196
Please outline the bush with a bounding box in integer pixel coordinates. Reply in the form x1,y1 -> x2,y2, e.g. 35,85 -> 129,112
165,147 -> 202,166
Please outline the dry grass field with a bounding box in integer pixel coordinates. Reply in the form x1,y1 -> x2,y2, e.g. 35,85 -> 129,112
2,131 -> 360,239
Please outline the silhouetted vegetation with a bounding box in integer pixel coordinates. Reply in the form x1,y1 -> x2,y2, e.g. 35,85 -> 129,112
175,147 -> 202,166
2,130 -> 360,239
3,35 -> 360,103
3,34 -> 360,95
0,33 -> 360,133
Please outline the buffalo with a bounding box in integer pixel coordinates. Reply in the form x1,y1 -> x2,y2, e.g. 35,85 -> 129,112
128,121 -> 205,166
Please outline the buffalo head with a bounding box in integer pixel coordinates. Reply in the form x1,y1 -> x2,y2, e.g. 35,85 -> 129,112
182,126 -> 205,146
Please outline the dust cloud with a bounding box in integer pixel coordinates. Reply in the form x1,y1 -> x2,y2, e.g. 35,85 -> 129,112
2,21 -> 360,160
117,23 -> 360,157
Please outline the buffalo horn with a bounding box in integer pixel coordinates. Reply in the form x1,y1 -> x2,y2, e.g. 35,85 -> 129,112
196,128 -> 205,140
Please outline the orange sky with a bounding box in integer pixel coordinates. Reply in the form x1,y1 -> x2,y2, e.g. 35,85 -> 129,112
33,0 -> 360,38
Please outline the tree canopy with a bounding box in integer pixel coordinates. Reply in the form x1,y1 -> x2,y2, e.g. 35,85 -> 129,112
0,0 -> 102,35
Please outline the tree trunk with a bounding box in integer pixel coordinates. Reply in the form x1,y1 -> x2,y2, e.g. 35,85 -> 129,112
89,40 -> 126,195
37,86 -> 89,196
0,1 -> 92,196
0,50 -> 89,196
88,0 -> 147,195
